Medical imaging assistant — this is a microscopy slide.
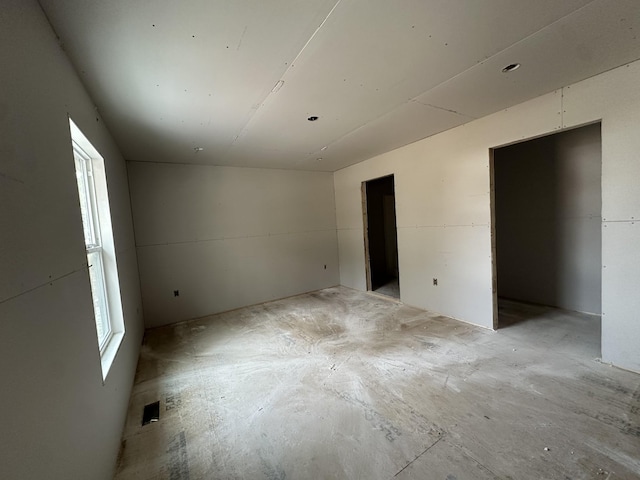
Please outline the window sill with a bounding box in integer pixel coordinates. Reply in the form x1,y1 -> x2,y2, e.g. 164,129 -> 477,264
100,330 -> 124,383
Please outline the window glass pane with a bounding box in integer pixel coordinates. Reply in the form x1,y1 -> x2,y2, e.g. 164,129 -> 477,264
87,250 -> 110,347
73,155 -> 94,247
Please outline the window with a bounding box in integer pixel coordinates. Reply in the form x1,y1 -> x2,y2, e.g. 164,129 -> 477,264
69,118 -> 125,380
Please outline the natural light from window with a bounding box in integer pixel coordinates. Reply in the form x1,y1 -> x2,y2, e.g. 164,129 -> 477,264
69,118 -> 125,381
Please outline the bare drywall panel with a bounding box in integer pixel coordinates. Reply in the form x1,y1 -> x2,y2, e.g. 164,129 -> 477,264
0,273 -> 128,478
494,124 -> 602,314
128,163 -> 337,246
463,89 -> 564,148
128,162 -> 339,327
398,225 -> 492,327
563,67 -> 640,222
337,228 -> 367,292
0,44 -> 86,302
37,0 -> 339,167
334,91 -> 562,330
313,100 -> 472,173
0,2 -> 144,479
243,0 -> 592,140
602,221 -> 640,372
137,231 -> 338,327
413,0 -> 640,120
335,60 -> 640,372
44,0 -> 640,171
395,146 -> 490,228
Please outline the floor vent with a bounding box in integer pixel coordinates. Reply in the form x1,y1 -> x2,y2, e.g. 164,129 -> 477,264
142,401 -> 160,426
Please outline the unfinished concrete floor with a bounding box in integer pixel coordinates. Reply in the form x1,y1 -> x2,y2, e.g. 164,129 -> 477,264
115,287 -> 640,480
373,278 -> 400,299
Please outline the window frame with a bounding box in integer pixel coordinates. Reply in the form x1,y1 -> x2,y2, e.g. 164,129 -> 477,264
69,118 -> 125,381
74,142 -> 114,352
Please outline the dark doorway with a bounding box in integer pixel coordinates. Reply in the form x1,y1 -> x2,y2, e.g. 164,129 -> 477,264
491,123 -> 602,332
363,175 -> 400,299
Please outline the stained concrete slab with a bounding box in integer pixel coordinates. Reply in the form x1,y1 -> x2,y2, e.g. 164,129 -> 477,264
115,287 -> 640,480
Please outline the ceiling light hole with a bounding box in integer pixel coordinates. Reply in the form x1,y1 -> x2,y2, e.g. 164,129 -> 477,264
271,80 -> 285,93
307,116 -> 319,122
502,63 -> 521,73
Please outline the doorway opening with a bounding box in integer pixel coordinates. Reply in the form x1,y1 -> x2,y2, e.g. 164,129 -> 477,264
490,123 -> 602,356
362,175 -> 400,299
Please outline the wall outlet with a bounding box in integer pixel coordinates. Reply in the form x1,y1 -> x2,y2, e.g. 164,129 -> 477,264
433,278 -> 438,286
324,264 -> 327,270
174,290 -> 180,297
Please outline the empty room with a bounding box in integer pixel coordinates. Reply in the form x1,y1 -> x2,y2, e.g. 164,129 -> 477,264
2,1 -> 640,479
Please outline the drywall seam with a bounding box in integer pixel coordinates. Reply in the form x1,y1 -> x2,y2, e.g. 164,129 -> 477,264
0,266 -> 86,305
135,228 -> 339,248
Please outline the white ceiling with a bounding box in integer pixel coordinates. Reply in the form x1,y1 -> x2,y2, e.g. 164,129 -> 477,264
39,0 -> 640,172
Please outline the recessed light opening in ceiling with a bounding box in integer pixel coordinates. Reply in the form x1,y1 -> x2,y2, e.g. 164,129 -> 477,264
502,63 -> 521,73
271,80 -> 285,93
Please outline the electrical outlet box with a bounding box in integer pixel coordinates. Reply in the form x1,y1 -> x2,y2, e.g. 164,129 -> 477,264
433,278 -> 438,286
174,290 -> 180,297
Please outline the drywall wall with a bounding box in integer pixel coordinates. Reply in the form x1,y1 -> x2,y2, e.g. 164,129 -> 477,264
334,61 -> 640,373
128,162 -> 339,327
0,2 -> 144,479
494,124 -> 602,314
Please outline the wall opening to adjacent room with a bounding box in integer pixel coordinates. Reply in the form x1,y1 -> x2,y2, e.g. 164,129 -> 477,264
490,123 -> 602,353
362,175 -> 400,299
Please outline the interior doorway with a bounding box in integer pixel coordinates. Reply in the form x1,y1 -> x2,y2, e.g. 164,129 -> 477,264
490,123 -> 602,346
362,175 -> 400,299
